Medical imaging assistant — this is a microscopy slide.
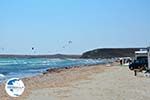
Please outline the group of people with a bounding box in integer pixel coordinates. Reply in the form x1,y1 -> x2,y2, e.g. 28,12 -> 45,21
119,58 -> 132,65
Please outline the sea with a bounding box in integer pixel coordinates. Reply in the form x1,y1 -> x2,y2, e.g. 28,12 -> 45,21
0,58 -> 112,83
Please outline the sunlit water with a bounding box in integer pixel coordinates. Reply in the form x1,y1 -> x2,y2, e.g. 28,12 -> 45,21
0,58 -> 112,83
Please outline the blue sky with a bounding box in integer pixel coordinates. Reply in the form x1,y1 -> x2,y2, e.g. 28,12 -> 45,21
0,0 -> 150,54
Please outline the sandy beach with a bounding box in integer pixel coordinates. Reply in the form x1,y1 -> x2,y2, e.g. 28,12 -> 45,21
1,63 -> 150,100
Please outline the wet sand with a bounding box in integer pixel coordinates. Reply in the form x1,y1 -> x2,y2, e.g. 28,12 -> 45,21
1,63 -> 150,100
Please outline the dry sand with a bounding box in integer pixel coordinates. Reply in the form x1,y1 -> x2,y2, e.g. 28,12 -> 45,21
1,63 -> 150,100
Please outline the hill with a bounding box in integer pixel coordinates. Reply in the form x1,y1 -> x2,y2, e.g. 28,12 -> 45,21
81,48 -> 144,59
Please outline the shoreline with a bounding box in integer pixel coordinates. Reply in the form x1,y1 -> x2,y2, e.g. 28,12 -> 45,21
0,62 -> 108,84
0,63 -> 110,99
1,63 -> 150,100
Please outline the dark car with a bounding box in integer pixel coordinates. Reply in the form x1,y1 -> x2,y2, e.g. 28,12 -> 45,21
129,59 -> 148,70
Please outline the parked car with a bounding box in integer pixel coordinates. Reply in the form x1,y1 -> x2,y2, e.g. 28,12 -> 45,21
129,59 -> 148,71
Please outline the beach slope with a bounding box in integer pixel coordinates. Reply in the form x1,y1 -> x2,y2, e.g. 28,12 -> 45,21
1,64 -> 150,100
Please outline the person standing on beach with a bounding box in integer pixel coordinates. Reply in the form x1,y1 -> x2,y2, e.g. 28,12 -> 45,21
120,59 -> 123,65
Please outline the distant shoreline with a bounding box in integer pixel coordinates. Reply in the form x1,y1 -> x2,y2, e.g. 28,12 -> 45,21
0,47 -> 145,59
0,54 -> 81,59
